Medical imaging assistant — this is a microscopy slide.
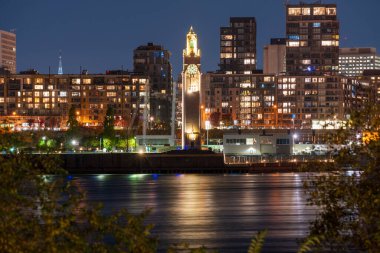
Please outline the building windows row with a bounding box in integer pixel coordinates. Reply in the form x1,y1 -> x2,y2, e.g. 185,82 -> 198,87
288,7 -> 336,16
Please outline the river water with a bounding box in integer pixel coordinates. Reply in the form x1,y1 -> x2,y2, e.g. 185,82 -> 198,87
73,173 -> 317,253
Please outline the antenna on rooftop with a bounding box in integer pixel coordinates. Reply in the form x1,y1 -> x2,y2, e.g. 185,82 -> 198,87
58,50 -> 63,75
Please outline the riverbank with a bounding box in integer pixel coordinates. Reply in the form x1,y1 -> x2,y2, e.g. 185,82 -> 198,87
59,153 -> 319,174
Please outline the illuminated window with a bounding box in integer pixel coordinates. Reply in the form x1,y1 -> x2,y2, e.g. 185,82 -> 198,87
221,53 -> 233,59
313,22 -> 321,28
0,97 -> 4,102
43,91 -> 49,97
264,96 -> 274,102
244,71 -> 251,75
138,78 -> 147,84
24,78 -> 32,85
288,35 -> 300,40
72,78 -> 81,84
244,59 -> 255,65
35,78 -> 43,84
287,41 -> 300,47
48,85 -> 53,90
107,92 -> 116,97
221,41 -> 232,46
222,35 -> 233,40
59,91 -> 67,97
83,79 -> 91,84
300,41 -> 308,47
34,85 -> 43,90
71,92 -> 80,97
34,92 -> 40,97
264,76 -> 273,82
321,40 -> 339,46
107,86 -> 115,90
43,98 -> 50,103
301,59 -> 311,65
161,89 -> 166,94
302,8 -> 310,15
326,8 -> 336,15
288,8 -> 301,16
313,7 -> 326,15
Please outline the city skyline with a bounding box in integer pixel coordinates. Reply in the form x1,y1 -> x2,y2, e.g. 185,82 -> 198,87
2,0 -> 380,77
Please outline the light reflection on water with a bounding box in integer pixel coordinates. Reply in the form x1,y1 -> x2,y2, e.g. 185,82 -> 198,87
73,173 -> 317,253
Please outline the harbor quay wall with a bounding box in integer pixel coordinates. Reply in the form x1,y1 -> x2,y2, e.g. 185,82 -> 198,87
55,153 -> 305,174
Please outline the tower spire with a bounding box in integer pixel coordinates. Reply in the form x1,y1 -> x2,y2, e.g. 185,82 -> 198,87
58,50 -> 63,75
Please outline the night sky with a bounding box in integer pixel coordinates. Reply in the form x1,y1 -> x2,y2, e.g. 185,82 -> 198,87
2,0 -> 380,77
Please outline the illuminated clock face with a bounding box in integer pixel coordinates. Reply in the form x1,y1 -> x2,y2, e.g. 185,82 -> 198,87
187,64 -> 198,75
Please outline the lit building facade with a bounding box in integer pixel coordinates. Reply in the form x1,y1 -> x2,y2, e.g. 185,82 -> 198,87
133,43 -> 172,123
339,48 -> 380,77
358,70 -> 380,103
263,38 -> 286,74
182,27 -> 201,149
219,17 -> 257,74
286,3 -> 339,75
201,73 -> 367,130
0,73 -> 149,130
0,30 -> 16,74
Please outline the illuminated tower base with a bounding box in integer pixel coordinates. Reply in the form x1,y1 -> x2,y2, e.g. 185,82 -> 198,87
182,90 -> 201,150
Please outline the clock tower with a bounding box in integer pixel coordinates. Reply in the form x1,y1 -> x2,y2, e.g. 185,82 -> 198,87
182,26 -> 201,150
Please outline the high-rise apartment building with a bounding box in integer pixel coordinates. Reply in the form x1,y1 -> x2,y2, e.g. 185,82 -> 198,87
133,43 -> 172,123
0,30 -> 16,74
219,17 -> 257,74
286,3 -> 339,75
263,38 -> 286,74
339,48 -> 380,77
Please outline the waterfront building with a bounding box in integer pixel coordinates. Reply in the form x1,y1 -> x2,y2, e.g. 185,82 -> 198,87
286,3 -> 339,75
219,17 -> 257,74
223,131 -> 293,156
133,43 -> 172,123
182,27 -> 201,149
0,73 -> 149,131
201,72 -> 367,130
135,135 -> 175,152
0,30 -> 16,74
263,38 -> 286,74
339,48 -> 380,77
223,129 -> 338,160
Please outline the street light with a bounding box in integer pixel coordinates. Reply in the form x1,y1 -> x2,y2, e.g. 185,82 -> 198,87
71,139 -> 78,151
293,133 -> 298,155
205,120 -> 211,146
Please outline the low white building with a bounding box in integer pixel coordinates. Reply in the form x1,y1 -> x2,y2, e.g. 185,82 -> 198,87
223,132 -> 293,155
